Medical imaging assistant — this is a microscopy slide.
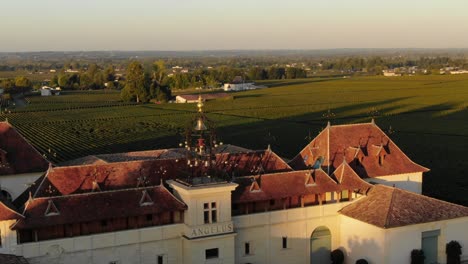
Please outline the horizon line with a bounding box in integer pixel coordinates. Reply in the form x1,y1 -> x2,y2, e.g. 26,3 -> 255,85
2,47 -> 468,53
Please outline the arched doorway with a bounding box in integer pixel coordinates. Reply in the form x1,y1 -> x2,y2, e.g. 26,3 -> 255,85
310,226 -> 331,264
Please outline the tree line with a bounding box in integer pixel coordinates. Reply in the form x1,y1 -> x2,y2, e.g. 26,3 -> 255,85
0,76 -> 33,94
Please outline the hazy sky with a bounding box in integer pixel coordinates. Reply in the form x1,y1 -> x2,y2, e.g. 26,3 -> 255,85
1,0 -> 468,51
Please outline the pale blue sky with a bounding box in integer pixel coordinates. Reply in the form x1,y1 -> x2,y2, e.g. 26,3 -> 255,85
1,0 -> 467,51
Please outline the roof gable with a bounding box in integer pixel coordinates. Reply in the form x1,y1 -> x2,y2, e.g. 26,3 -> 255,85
0,122 -> 49,176
339,185 -> 468,228
290,121 -> 429,178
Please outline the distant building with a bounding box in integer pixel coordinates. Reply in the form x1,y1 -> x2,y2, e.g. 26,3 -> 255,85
40,86 -> 61,96
176,93 -> 230,103
382,70 -> 402,77
450,70 -> 468,75
223,76 -> 256,91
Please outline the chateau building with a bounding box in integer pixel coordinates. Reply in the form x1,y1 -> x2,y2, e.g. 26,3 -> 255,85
0,98 -> 468,264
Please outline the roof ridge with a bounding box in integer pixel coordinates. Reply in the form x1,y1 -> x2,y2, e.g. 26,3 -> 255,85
55,156 -> 180,169
329,122 -> 374,128
289,126 -> 328,165
393,186 -> 468,210
235,169 -> 310,179
32,185 -> 165,200
384,188 -> 397,228
265,148 -> 293,170
0,199 -> 25,219
372,124 -> 430,172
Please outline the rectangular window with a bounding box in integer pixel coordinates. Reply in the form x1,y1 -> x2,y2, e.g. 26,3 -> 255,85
282,237 -> 288,249
205,248 -> 219,259
157,255 -> 163,264
341,190 -> 349,200
204,211 -> 210,224
101,220 -> 108,227
203,202 -> 217,224
211,210 -> 217,223
245,242 -> 250,255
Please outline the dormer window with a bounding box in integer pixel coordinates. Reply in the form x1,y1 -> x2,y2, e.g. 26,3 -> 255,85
311,156 -> 324,169
379,154 -> 386,166
139,190 -> 154,206
250,179 -> 261,192
45,200 -> 60,216
305,172 -> 316,186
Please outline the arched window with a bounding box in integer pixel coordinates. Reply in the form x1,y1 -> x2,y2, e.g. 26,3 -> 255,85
310,226 -> 332,264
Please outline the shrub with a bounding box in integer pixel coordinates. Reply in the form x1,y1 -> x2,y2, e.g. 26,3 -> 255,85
356,259 -> 368,264
330,249 -> 345,264
411,249 -> 425,264
446,240 -> 462,264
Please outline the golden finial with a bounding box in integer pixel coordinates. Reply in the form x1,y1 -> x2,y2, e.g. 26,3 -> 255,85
197,95 -> 204,113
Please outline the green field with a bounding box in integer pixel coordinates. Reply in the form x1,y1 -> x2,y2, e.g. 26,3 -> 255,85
1,75 -> 467,205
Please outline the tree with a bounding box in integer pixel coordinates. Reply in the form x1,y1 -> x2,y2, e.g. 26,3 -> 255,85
79,73 -> 92,90
152,60 -> 166,85
0,79 -> 15,93
330,249 -> 345,264
121,61 -> 149,103
104,66 -> 115,82
446,241 -> 462,264
14,76 -> 32,93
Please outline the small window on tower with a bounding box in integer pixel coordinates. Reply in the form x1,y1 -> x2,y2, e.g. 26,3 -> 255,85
282,237 -> 288,249
157,255 -> 164,264
245,242 -> 251,255
205,248 -> 219,259
211,202 -> 217,223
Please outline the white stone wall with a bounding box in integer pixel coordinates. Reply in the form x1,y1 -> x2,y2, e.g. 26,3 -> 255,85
13,224 -> 184,264
0,220 -> 17,255
0,172 -> 43,200
183,234 -> 236,264
339,215 -> 386,264
233,202 -> 353,264
340,215 -> 468,264
366,172 -> 423,194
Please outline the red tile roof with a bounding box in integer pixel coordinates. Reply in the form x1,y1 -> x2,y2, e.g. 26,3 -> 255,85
13,185 -> 186,229
35,149 -> 290,198
213,149 -> 292,177
59,145 -> 251,166
33,159 -> 182,197
339,185 -> 468,228
0,122 -> 49,176
289,121 -> 429,178
330,162 -> 373,194
0,199 -> 23,221
232,164 -> 371,204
